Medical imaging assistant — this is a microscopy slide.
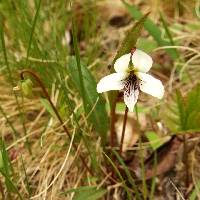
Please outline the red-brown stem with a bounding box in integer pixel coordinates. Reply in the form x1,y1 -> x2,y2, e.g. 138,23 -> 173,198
0,179 -> 5,200
119,106 -> 128,155
20,69 -> 93,176
183,135 -> 189,187
110,97 -> 117,147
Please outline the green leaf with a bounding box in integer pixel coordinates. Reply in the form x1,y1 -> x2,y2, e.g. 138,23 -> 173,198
112,12 -> 149,66
73,187 -> 106,200
189,180 -> 200,200
40,98 -> 56,118
0,169 -> 23,200
107,102 -> 149,113
20,79 -> 33,98
71,2 -> 87,110
122,1 -> 178,60
159,13 -> 176,47
137,38 -> 158,53
0,138 -> 21,195
67,56 -> 108,145
161,84 -> 200,132
145,131 -> 162,150
0,138 -> 11,176
63,186 -> 106,200
109,12 -> 148,107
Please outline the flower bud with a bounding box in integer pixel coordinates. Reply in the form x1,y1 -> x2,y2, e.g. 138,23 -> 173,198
20,79 -> 33,98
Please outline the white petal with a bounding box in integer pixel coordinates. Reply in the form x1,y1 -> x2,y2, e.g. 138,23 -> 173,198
114,53 -> 131,73
124,81 -> 139,112
97,73 -> 126,93
132,49 -> 153,73
137,72 -> 164,99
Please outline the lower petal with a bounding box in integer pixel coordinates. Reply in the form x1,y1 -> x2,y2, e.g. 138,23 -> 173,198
97,73 -> 126,93
124,81 -> 139,112
137,72 -> 164,99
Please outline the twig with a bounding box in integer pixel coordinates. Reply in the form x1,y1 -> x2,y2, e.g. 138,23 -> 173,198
169,178 -> 185,200
20,69 -> 93,176
119,106 -> 128,155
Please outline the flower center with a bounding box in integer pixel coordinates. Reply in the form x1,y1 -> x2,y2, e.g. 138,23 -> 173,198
123,73 -> 139,94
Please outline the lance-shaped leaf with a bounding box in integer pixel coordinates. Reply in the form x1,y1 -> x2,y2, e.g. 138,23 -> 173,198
109,13 -> 149,107
122,0 -> 178,60
67,56 -> 108,145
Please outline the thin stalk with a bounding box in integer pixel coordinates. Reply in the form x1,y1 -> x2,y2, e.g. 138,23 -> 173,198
20,155 -> 31,196
183,135 -> 189,187
150,151 -> 157,200
139,135 -> 147,199
20,69 -> 93,176
119,106 -> 128,155
109,96 -> 118,182
0,179 -> 5,200
135,104 -> 148,200
0,20 -> 31,154
25,0 -> 42,65
0,105 -> 19,138
110,96 -> 117,147
103,152 -> 132,200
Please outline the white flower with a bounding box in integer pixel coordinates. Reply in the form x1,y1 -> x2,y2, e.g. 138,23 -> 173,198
97,49 -> 164,112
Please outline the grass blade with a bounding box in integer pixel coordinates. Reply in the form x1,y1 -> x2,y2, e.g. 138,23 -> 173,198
20,155 -> 31,196
112,150 -> 142,200
0,105 -> 19,138
0,18 -> 31,154
25,0 -> 42,65
0,169 -> 23,200
71,1 -> 86,110
0,138 -> 23,199
189,180 -> 200,200
103,152 -> 132,200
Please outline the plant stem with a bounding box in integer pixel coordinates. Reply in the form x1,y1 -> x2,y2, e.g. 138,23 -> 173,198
0,179 -> 5,200
110,97 -> 117,147
150,151 -> 157,200
183,135 -> 189,187
119,106 -> 128,155
20,69 -> 93,176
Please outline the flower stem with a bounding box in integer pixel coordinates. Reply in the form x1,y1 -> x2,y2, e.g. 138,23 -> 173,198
183,135 -> 189,187
119,106 -> 128,155
0,179 -> 5,200
110,97 -> 117,147
20,69 -> 93,176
